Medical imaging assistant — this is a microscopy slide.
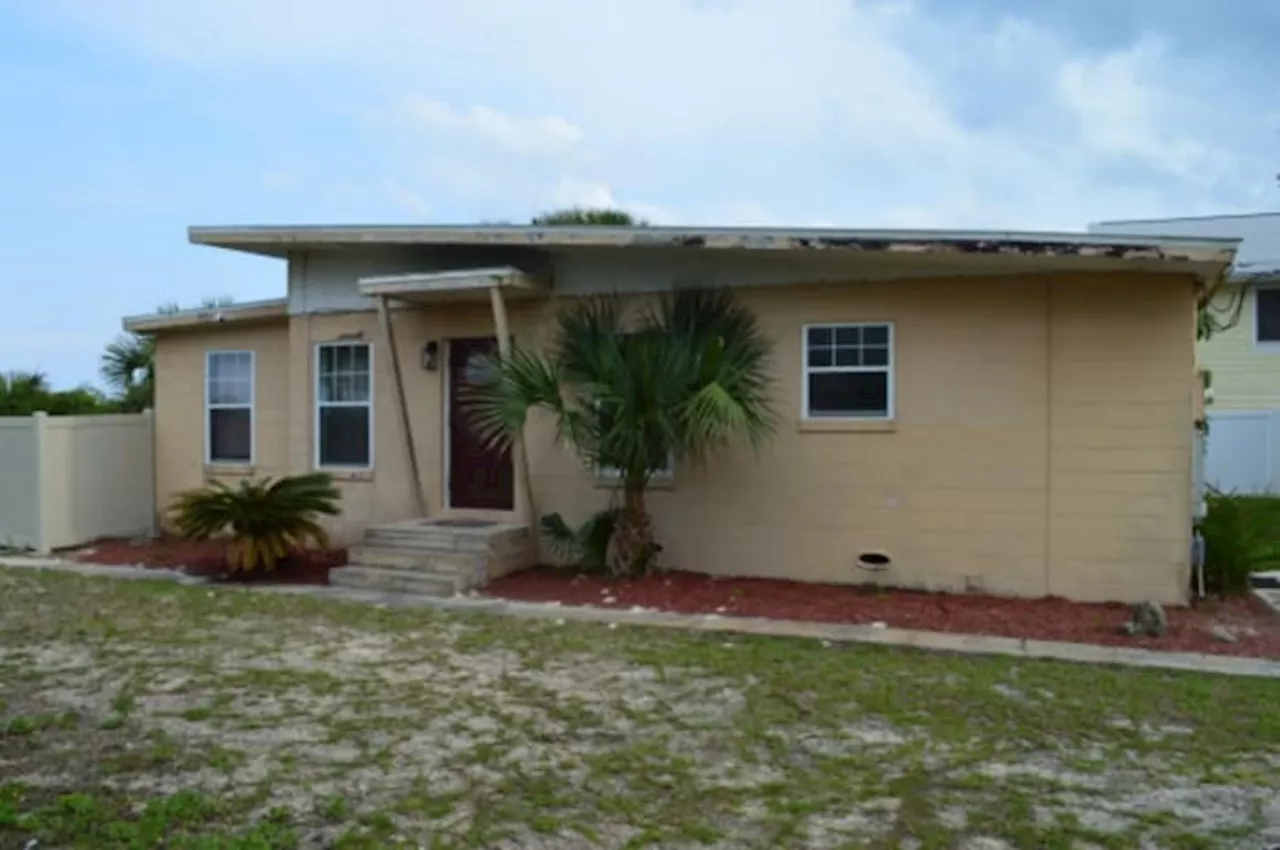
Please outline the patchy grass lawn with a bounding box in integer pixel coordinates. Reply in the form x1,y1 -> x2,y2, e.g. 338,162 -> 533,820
1,567 -> 1279,850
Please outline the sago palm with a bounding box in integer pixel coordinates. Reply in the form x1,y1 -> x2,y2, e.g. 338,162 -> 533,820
463,288 -> 776,576
170,473 -> 342,572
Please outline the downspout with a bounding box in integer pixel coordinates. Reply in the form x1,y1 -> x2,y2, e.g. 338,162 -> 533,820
488,285 -> 540,554
376,294 -> 428,517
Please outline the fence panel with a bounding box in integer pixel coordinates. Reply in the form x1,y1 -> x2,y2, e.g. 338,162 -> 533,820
0,412 -> 154,553
0,418 -> 41,549
1204,411 -> 1280,494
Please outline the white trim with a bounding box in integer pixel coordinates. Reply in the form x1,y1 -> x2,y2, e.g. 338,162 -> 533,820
314,341 -> 374,471
1252,283 -> 1280,351
204,350 -> 255,465
800,322 -> 894,421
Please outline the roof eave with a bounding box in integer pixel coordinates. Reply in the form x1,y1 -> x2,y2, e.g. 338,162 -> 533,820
187,224 -> 1237,268
122,298 -> 289,333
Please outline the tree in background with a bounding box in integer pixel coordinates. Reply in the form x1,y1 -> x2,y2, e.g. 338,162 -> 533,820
100,333 -> 156,413
0,370 -> 115,415
99,296 -> 234,412
530,207 -> 649,226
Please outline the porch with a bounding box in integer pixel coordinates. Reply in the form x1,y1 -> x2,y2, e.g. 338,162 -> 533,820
334,267 -> 548,595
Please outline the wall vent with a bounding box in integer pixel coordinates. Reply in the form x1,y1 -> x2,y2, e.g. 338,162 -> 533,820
856,551 -> 892,571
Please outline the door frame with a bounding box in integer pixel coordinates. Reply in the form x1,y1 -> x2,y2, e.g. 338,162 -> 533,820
442,337 -> 516,515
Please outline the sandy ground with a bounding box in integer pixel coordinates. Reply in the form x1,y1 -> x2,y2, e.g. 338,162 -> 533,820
2,567 -> 1279,848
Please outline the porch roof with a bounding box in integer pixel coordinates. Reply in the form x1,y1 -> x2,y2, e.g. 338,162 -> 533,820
357,266 -> 548,302
189,223 -> 1239,276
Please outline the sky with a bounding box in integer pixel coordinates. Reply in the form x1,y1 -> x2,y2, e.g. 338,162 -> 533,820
2,0 -> 1278,388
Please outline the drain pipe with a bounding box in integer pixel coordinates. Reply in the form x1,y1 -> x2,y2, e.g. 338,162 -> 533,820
1191,532 -> 1206,600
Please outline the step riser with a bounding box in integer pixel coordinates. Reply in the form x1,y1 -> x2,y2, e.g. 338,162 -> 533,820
350,546 -> 482,573
364,532 -> 492,553
340,562 -> 471,591
329,568 -> 457,597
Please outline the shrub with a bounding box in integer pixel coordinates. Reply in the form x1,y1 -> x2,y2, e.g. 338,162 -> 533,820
170,473 -> 341,572
540,509 -> 622,575
1197,489 -> 1280,593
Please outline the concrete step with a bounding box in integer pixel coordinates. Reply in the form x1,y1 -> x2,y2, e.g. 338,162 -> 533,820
364,529 -> 492,553
329,564 -> 460,597
349,544 -> 482,575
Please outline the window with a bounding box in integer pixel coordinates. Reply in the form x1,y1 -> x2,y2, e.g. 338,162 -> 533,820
803,323 -> 893,419
205,351 -> 253,464
316,342 -> 372,468
1256,288 -> 1280,345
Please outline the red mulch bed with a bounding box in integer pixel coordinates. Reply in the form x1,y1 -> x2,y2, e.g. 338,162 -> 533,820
67,537 -> 347,586
485,568 -> 1280,659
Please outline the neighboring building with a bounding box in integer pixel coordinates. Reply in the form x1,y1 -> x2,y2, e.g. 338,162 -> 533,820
1091,213 -> 1280,494
125,224 -> 1236,604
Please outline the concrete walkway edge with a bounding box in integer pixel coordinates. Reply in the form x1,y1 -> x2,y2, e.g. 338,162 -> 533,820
5,557 -> 1279,680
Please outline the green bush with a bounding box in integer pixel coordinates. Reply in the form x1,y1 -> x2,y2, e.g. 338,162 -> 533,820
170,473 -> 341,572
1197,489 -> 1280,593
540,509 -> 622,575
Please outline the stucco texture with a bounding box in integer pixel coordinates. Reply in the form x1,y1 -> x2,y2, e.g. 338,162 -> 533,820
152,272 -> 1196,604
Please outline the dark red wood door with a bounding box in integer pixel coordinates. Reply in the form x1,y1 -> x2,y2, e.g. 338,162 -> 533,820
448,337 -> 514,510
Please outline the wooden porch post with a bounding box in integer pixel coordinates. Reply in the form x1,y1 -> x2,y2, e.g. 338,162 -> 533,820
376,295 -> 428,517
488,286 -> 539,540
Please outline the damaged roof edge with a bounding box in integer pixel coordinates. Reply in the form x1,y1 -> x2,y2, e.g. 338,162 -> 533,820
188,224 -> 1239,266
122,297 -> 288,333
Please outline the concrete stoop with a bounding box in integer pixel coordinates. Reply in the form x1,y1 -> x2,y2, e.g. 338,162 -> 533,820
328,518 -> 531,598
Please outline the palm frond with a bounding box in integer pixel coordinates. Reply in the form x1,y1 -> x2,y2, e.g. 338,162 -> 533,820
169,473 -> 341,572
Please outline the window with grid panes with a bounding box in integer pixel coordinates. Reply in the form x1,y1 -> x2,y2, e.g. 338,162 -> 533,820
316,342 -> 372,467
803,323 -> 893,419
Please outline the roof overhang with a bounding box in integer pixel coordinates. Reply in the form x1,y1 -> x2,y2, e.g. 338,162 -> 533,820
122,297 -> 288,334
188,223 -> 1238,278
357,266 -> 548,302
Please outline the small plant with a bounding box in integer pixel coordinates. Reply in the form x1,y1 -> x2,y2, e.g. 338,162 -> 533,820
1197,488 -> 1280,593
540,509 -> 621,574
170,473 -> 341,572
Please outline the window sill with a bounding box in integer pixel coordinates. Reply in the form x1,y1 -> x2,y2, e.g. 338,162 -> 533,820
797,419 -> 896,433
204,464 -> 255,477
319,468 -> 375,482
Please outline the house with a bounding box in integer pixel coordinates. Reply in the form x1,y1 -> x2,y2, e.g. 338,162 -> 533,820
124,224 -> 1237,605
1091,213 -> 1280,495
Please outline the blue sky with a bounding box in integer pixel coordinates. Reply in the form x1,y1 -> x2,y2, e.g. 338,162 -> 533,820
3,0 -> 1277,387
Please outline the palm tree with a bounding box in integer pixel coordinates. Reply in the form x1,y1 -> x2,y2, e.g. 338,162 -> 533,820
531,207 -> 649,226
463,289 -> 776,576
100,333 -> 155,412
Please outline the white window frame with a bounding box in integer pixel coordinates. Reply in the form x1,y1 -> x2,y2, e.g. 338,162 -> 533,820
204,350 -> 255,466
314,341 -> 374,470
801,322 -> 894,421
1252,283 -> 1280,350
597,452 -> 675,482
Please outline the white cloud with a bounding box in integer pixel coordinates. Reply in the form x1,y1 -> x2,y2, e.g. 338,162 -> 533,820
30,0 -> 1276,227
382,181 -> 430,216
399,97 -> 582,156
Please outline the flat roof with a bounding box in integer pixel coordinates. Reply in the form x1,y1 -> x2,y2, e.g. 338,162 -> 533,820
189,223 -> 1239,266
1094,211 -> 1280,226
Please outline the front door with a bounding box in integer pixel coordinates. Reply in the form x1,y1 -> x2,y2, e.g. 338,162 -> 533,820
447,337 -> 515,510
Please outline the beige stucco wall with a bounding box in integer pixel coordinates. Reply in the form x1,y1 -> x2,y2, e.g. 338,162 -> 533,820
152,271 -> 1196,604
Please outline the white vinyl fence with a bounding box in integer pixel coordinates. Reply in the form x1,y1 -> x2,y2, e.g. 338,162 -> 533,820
0,411 -> 156,553
1204,410 -> 1280,495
